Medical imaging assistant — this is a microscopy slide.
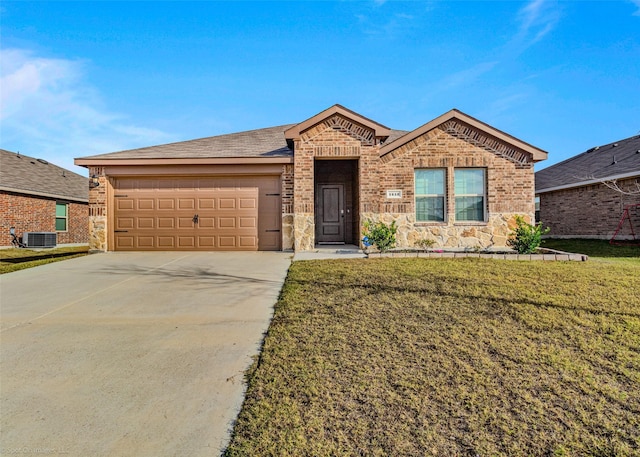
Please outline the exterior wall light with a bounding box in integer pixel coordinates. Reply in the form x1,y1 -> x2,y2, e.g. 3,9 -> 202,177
90,175 -> 100,188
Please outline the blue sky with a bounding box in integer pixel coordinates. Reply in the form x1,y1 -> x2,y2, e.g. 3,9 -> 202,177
1,1 -> 639,176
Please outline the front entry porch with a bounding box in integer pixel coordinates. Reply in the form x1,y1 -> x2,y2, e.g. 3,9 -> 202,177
314,159 -> 359,246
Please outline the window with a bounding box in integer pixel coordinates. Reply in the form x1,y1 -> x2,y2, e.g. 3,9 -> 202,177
454,169 -> 485,221
415,169 -> 445,222
56,202 -> 68,231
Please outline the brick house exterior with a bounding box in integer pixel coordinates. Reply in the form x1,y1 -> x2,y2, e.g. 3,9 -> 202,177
536,135 -> 640,239
1,149 -> 89,247
75,105 -> 547,252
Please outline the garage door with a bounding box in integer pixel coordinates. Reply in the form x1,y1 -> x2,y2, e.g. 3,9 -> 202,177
113,176 -> 281,251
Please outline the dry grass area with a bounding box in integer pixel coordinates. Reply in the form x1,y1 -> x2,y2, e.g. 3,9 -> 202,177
225,256 -> 640,456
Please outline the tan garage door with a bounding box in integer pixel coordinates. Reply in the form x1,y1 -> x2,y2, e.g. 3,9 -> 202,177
113,176 -> 281,251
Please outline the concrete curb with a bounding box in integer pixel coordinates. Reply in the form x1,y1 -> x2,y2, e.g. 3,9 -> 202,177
366,249 -> 588,261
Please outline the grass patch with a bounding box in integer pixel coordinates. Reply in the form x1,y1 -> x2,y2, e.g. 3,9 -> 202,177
0,246 -> 89,274
225,257 -> 640,456
543,238 -> 640,258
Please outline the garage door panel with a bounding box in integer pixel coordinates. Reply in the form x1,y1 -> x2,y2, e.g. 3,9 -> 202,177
138,236 -> 155,248
199,217 -> 215,228
137,199 -> 155,210
218,236 -> 237,248
198,237 -> 215,247
117,218 -> 134,229
138,218 -> 154,229
178,198 -> 195,210
178,237 -> 196,248
158,199 -> 175,210
198,199 -> 215,209
158,218 -> 175,229
239,217 -> 256,228
113,176 -> 279,251
219,198 -> 236,209
178,218 -> 194,228
239,236 -> 258,247
157,237 -> 175,248
218,217 -> 236,228
117,199 -> 135,210
116,236 -> 135,248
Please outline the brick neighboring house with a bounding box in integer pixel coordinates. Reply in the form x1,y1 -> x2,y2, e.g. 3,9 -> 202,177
535,135 -> 640,239
1,149 -> 89,247
75,105 -> 547,252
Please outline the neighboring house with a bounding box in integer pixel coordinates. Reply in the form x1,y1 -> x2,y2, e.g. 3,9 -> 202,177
535,135 -> 640,239
0,149 -> 89,247
75,104 -> 547,252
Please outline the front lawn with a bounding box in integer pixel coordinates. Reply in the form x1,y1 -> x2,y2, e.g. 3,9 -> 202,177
225,256 -> 640,456
0,246 -> 89,274
542,238 -> 640,258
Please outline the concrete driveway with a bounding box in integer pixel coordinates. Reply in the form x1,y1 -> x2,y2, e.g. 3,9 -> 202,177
0,252 -> 291,457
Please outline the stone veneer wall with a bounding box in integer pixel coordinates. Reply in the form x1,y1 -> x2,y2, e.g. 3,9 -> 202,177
362,212 -> 528,250
538,177 -> 640,239
281,164 -> 295,250
88,166 -> 107,251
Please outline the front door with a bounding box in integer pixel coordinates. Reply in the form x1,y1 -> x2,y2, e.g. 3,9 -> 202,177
316,184 -> 345,244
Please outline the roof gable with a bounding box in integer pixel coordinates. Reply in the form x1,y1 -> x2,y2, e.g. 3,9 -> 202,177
0,149 -> 88,202
380,109 -> 547,163
536,135 -> 640,192
284,104 -> 391,145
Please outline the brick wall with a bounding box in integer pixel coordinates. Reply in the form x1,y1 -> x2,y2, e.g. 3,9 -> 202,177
0,191 -> 89,246
379,124 -> 535,218
539,177 -> 640,238
290,116 -> 537,250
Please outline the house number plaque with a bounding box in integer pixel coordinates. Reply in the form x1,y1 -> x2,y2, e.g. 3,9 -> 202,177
386,190 -> 402,199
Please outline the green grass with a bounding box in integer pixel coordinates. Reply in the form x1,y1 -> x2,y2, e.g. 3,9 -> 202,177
542,238 -> 640,258
225,255 -> 640,456
0,246 -> 89,274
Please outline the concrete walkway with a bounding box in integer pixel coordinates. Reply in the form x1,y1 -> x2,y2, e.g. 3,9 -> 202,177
0,252 -> 291,457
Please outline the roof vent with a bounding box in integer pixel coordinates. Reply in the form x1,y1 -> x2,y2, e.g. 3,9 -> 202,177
612,155 -> 617,165
37,158 -> 49,164
612,143 -> 618,147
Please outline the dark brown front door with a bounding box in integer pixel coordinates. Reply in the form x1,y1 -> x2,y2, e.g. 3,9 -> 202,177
316,184 -> 345,243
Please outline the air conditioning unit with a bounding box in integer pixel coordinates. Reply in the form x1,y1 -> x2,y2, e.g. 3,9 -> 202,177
23,232 -> 57,248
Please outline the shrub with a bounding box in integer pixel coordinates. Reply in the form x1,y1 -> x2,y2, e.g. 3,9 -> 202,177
415,238 -> 436,250
507,215 -> 550,254
362,220 -> 397,253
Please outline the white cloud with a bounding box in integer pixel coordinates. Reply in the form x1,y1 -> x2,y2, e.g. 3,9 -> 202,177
514,0 -> 560,48
0,48 -> 173,175
440,61 -> 499,90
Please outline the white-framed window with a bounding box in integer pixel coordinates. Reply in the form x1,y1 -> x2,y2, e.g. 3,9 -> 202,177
415,169 -> 446,222
454,169 -> 486,222
56,202 -> 68,231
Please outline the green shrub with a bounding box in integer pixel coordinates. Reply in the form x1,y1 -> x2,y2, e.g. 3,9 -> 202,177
362,220 -> 397,253
507,215 -> 550,254
415,238 -> 436,250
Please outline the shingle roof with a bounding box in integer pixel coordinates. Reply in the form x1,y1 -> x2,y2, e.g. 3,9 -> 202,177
0,149 -> 88,202
535,135 -> 640,191
77,124 -> 297,160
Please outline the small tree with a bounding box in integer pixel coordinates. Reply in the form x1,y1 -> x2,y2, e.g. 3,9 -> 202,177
362,220 -> 397,253
507,215 -> 550,254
